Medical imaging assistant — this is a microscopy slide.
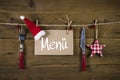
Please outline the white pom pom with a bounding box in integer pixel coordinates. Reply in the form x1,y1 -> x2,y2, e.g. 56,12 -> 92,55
20,15 -> 25,20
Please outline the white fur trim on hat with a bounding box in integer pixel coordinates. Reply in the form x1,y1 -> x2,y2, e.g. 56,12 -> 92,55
20,16 -> 25,20
34,30 -> 46,40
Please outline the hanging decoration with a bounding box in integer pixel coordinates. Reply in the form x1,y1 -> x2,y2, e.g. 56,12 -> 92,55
34,15 -> 73,55
18,25 -> 26,69
20,16 -> 46,40
87,20 -> 106,57
80,26 -> 86,71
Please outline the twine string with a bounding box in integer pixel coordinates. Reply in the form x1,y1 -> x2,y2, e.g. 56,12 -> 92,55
0,21 -> 120,27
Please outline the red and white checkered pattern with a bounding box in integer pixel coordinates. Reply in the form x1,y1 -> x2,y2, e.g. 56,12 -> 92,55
87,39 -> 106,57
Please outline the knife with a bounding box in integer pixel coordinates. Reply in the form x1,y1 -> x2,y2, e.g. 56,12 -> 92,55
80,26 -> 86,71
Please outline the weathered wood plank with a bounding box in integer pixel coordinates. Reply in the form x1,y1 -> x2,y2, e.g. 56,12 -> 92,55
0,65 -> 119,80
0,0 -> 119,12
0,11 -> 120,24
28,55 -> 120,67
0,0 -> 119,80
0,24 -> 120,39
0,0 -> 120,24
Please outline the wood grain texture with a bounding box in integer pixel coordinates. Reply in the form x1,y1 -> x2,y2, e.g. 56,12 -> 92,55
0,0 -> 119,12
0,65 -> 119,80
0,24 -> 120,39
0,0 -> 120,80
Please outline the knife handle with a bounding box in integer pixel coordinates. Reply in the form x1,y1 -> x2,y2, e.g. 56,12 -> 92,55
82,53 -> 86,71
19,51 -> 24,69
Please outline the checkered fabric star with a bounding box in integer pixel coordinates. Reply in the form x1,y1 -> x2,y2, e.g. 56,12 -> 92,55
87,39 -> 106,57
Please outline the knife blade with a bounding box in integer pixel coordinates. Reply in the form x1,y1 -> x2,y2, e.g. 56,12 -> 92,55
80,26 -> 86,71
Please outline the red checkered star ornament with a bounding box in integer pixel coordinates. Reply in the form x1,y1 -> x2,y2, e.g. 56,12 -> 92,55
87,39 -> 106,57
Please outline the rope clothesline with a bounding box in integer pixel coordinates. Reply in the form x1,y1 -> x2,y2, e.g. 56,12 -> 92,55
0,21 -> 120,27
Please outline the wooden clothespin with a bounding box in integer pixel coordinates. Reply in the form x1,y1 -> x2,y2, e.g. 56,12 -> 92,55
66,15 -> 73,34
66,20 -> 72,35
89,19 -> 98,39
87,19 -> 106,57
36,20 -> 39,26
57,15 -> 73,34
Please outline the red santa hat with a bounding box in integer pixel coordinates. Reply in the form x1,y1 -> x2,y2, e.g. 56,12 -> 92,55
20,16 -> 46,40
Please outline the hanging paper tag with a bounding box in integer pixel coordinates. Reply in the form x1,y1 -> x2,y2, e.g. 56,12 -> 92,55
34,30 -> 73,55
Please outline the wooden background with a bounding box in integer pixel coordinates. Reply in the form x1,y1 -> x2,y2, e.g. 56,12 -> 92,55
0,0 -> 120,80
